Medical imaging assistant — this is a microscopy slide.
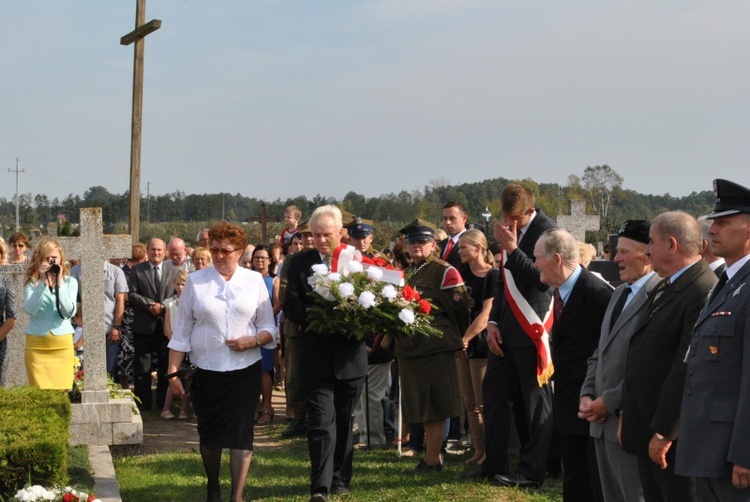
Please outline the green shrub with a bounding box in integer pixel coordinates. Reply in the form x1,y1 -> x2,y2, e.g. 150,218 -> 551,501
0,387 -> 71,496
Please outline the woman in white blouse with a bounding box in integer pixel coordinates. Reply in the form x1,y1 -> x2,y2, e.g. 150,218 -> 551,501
167,222 -> 277,502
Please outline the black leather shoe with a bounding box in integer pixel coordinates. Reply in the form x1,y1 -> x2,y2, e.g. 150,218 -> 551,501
460,467 -> 494,480
330,486 -> 350,496
411,459 -> 444,473
281,419 -> 308,439
310,492 -> 328,502
492,472 -> 542,488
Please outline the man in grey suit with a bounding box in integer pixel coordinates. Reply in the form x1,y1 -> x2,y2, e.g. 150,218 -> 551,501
676,179 -> 750,501
580,220 -> 659,502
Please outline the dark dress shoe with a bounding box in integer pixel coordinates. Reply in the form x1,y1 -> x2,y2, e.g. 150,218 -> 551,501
330,486 -> 350,496
492,472 -> 541,488
310,492 -> 328,502
281,419 -> 308,439
460,466 -> 494,480
411,459 -> 444,473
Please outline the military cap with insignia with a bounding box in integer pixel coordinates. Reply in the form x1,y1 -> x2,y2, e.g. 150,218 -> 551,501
617,219 -> 650,244
341,210 -> 357,228
399,219 -> 437,243
346,217 -> 374,239
706,179 -> 750,219
298,220 -> 312,234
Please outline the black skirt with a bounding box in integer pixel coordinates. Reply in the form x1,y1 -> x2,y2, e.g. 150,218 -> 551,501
192,361 -> 262,449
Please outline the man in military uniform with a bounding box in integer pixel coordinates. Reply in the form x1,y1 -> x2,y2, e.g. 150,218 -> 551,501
676,179 -> 750,501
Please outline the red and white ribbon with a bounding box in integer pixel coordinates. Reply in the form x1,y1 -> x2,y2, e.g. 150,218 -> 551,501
501,250 -> 554,386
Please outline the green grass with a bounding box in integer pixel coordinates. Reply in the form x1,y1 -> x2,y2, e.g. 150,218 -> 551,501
67,445 -> 95,493
114,426 -> 562,502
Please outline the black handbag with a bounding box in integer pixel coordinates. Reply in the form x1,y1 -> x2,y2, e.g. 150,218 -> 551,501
467,329 -> 489,358
167,364 -> 197,394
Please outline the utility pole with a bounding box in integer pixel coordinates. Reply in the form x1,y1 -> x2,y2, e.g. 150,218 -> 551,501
146,181 -> 151,223
8,158 -> 25,231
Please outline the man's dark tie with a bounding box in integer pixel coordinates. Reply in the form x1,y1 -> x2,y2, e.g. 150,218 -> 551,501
708,271 -> 728,304
153,265 -> 161,293
554,289 -> 564,321
610,286 -> 631,330
651,278 -> 670,307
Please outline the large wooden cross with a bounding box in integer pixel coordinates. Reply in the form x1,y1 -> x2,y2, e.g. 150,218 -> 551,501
121,0 -> 161,245
247,202 -> 281,243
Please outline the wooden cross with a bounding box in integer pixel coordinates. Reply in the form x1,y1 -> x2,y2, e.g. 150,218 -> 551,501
246,202 -> 281,243
121,0 -> 161,245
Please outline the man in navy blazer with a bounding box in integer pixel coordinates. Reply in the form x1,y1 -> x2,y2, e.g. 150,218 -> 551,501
283,205 -> 367,502
479,183 -> 558,488
535,228 -> 612,501
438,201 -> 468,268
676,179 -> 750,500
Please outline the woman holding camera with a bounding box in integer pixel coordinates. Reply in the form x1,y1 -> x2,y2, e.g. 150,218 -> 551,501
23,240 -> 78,389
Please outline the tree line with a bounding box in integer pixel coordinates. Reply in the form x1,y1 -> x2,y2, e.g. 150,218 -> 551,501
0,166 -> 715,246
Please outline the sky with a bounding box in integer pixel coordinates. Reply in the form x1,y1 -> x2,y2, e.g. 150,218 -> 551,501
3,1 -> 749,204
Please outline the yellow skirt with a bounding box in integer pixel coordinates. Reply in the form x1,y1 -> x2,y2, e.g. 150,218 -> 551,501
25,333 -> 74,390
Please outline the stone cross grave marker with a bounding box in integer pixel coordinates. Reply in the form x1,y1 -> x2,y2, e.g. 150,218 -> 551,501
45,209 -> 132,402
3,208 -> 140,445
556,199 -> 601,242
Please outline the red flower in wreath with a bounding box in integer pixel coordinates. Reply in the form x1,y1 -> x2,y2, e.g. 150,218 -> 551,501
62,494 -> 78,502
418,299 -> 431,315
402,285 -> 420,302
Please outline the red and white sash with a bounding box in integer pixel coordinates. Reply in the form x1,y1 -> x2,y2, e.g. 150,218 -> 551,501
502,250 -> 554,386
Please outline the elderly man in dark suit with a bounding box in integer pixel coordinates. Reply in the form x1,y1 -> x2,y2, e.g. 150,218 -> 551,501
283,205 -> 367,502
476,183 -> 558,488
620,211 -> 716,502
580,220 -> 659,502
128,237 -> 176,411
676,179 -> 750,501
534,228 -> 612,501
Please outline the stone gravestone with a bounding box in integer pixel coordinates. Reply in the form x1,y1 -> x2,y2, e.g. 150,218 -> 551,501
2,208 -> 142,445
556,199 -> 600,242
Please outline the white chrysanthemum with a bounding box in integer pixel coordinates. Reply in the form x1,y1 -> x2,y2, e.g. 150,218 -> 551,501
366,267 -> 383,281
358,291 -> 377,309
398,308 -> 415,325
311,263 -> 329,275
381,285 -> 398,301
337,282 -> 356,298
348,261 -> 363,273
328,272 -> 342,282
